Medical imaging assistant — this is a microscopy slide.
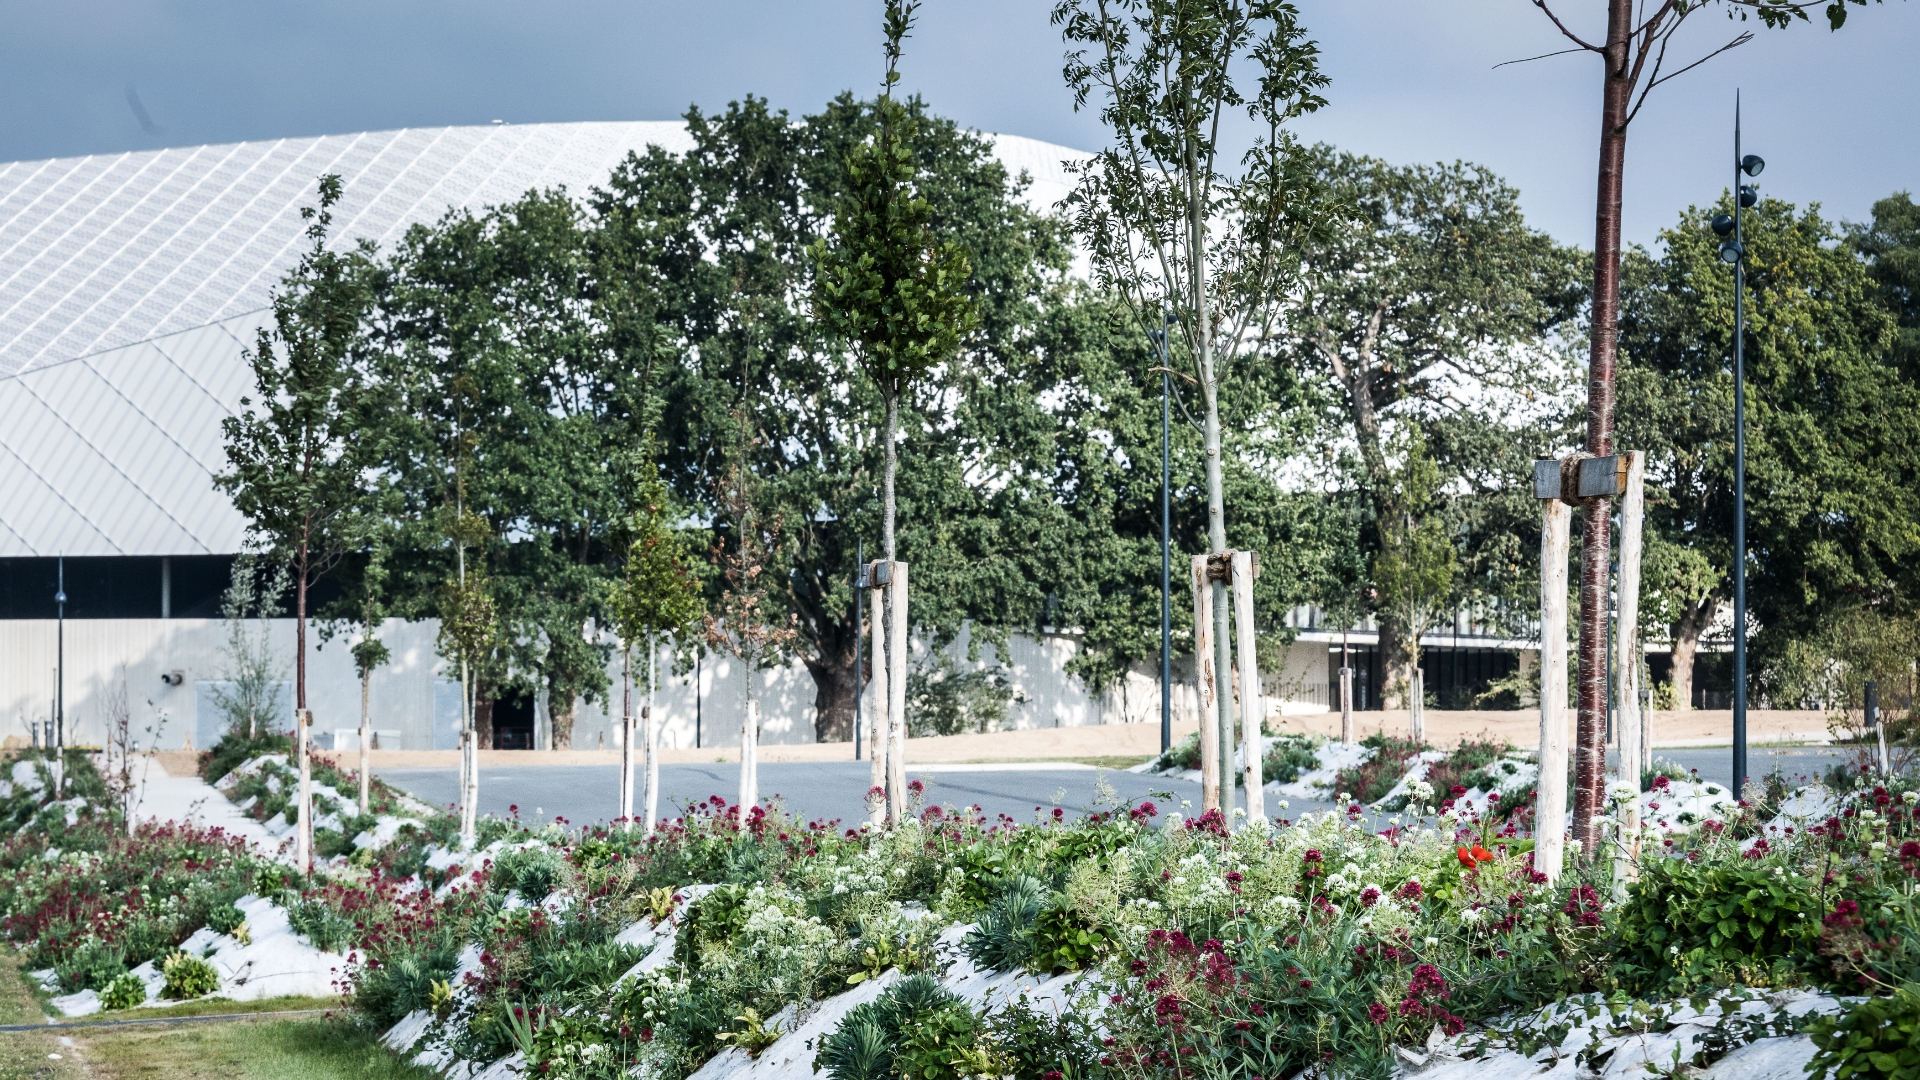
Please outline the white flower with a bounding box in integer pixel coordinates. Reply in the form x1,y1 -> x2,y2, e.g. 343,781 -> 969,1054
1277,800 -> 1290,810
1424,936 -> 1439,946
1460,907 -> 1483,924
1566,839 -> 1583,854
1904,792 -> 1918,806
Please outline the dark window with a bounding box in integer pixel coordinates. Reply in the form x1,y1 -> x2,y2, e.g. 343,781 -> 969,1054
0,555 -> 238,619
493,690 -> 537,750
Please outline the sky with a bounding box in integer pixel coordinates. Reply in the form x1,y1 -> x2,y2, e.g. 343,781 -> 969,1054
0,0 -> 1913,251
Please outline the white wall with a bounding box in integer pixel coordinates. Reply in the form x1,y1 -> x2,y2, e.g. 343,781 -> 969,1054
0,618 -> 1209,751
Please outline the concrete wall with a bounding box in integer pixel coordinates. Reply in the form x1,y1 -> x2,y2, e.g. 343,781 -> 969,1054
3,617 -> 1305,752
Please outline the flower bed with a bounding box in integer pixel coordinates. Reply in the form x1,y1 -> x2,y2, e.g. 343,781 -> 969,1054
8,743 -> 1920,1080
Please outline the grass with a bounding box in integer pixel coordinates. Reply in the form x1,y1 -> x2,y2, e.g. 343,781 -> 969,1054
64,1015 -> 439,1080
2,951 -> 423,1079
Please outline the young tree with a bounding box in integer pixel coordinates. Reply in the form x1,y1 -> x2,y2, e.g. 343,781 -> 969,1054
217,174 -> 377,872
811,2 -> 978,790
703,414 -> 799,826
1052,0 -> 1330,808
1514,0 -> 1900,847
609,458 -> 700,833
1369,429 -> 1458,726
348,545 -> 392,815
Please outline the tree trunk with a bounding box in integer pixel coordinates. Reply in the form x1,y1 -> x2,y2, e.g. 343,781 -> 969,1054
1670,595 -> 1718,710
803,647 -> 860,743
474,693 -> 495,751
548,690 -> 575,750
1572,0 -> 1636,853
1376,612 -> 1418,712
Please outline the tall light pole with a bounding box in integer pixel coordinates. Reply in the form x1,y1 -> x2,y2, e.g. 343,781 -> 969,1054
55,556 -> 67,797
1711,93 -> 1763,799
1151,312 -> 1176,754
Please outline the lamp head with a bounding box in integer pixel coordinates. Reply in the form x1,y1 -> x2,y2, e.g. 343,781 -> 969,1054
1740,154 -> 1765,177
1718,241 -> 1744,265
1711,213 -> 1735,237
55,590 -> 66,605
1738,185 -> 1758,209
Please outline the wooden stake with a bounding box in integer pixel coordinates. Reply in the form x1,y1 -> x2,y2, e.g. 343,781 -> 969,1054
868,568 -> 888,825
1191,555 -> 1218,814
296,708 -> 313,873
1538,499 -> 1572,883
1231,551 -> 1264,824
887,562 -> 910,824
1615,451 -> 1645,864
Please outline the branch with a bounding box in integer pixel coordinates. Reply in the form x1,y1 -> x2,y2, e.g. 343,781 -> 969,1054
1529,0 -> 1602,51
1626,30 -> 1751,128
1491,46 -> 1591,69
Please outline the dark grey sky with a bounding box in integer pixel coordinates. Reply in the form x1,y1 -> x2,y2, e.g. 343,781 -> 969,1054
0,0 -> 1913,248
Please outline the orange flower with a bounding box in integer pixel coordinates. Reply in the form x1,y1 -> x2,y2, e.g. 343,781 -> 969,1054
1471,844 -> 1495,863
1457,846 -> 1476,868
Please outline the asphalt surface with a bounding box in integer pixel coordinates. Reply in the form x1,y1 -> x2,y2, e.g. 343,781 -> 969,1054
376,761 -> 1220,830
375,747 -> 1866,833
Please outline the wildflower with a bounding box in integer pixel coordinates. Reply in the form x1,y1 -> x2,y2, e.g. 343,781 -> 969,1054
1367,1003 -> 1389,1024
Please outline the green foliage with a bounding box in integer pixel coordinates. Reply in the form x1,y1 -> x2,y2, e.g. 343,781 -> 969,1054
197,728 -> 293,786
963,875 -> 1047,972
284,891 -> 355,953
904,650 -> 1021,737
1807,985 -> 1920,1080
1613,857 -> 1824,991
609,466 -> 701,654
818,974 -> 982,1080
160,951 -> 221,1000
206,902 -> 247,937
100,971 -> 147,1011
1030,898 -> 1110,974
58,939 -> 128,993
1154,731 -> 1202,773
205,555 -> 292,743
1335,735 -> 1424,804
493,844 -> 568,902
981,996 -> 1109,1080
1261,734 -> 1319,785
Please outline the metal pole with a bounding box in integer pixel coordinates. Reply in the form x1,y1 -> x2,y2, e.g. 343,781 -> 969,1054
1158,324 -> 1173,754
55,557 -> 66,797
695,650 -> 702,749
1607,557 -> 1616,746
1732,95 -> 1749,800
854,540 -> 864,760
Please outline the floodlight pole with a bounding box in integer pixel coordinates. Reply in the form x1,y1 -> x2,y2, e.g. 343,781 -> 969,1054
55,556 -> 67,797
854,540 -> 864,761
1731,97 -> 1750,801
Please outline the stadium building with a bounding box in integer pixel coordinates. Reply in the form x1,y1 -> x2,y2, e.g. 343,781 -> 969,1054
0,121 -> 1591,755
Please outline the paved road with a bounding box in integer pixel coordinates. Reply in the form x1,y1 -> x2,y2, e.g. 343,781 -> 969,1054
377,746 -> 1867,833
377,761 -> 1225,831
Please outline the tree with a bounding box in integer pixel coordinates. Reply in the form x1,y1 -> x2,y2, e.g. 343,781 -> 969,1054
1849,191 -> 1920,369
1616,195 -> 1917,713
702,413 -> 799,825
608,456 -> 700,831
217,174 -> 377,872
1515,0 -> 1901,847
1370,428 -> 1457,715
1284,148 -> 1582,706
811,3 -> 978,796
1051,0 -> 1330,802
347,545 -> 391,815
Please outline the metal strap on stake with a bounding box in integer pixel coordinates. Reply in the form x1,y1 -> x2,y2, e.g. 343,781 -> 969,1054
1191,555 -> 1218,814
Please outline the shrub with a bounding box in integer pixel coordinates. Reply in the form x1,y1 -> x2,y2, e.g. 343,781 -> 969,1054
57,939 -> 127,992
963,875 -> 1046,972
1614,857 -> 1824,990
1643,757 -> 1690,792
1806,985 -> 1920,1080
1029,899 -> 1109,974
1335,735 -> 1424,804
160,951 -> 220,999
1151,731 -> 1202,772
196,730 -> 292,785
494,843 -> 567,901
1260,735 -> 1319,785
817,975 -> 983,1080
981,997 -> 1108,1080
206,902 -> 247,937
284,892 -> 354,952
100,971 -> 147,1011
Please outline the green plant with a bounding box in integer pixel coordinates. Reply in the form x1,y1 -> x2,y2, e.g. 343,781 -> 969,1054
57,939 -> 127,992
982,997 -> 1109,1080
715,1007 -> 783,1057
100,971 -> 147,1011
818,975 -> 981,1080
1642,757 -> 1690,792
963,875 -> 1046,972
1613,857 -> 1824,991
493,844 -> 567,901
206,902 -> 247,937
1806,985 -> 1920,1079
1336,735 -> 1424,804
160,951 -> 221,1000
1260,735 -> 1319,785
1153,731 -> 1201,773
1030,900 -> 1109,974
284,892 -> 354,952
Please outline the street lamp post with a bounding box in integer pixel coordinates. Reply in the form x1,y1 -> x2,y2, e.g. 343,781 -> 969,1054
55,556 -> 67,797
1711,94 -> 1763,799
